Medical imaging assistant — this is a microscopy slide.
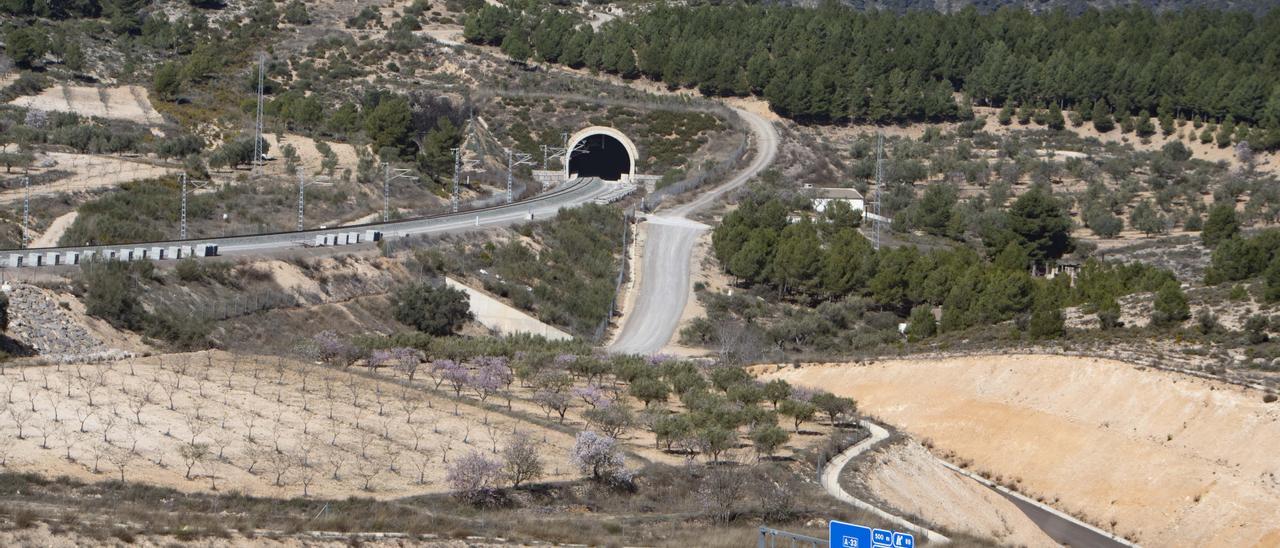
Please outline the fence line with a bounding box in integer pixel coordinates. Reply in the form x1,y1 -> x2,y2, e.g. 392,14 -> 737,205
593,208 -> 633,343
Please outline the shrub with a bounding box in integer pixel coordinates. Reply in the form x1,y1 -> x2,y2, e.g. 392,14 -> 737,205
445,451 -> 502,505
1150,282 -> 1190,328
79,259 -> 153,331
392,282 -> 472,335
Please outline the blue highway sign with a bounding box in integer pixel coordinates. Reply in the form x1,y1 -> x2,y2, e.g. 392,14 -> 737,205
892,531 -> 915,548
829,520 -> 872,548
872,528 -> 893,547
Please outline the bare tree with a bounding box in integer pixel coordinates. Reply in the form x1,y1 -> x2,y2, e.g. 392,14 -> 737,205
353,460 -> 380,491
346,372 -> 362,408
244,446 -> 268,475
399,390 -> 422,424
411,449 -> 435,484
501,432 -> 545,488
75,406 -> 95,433
100,410 -> 118,443
25,387 -> 37,412
57,423 -> 76,461
267,450 -> 294,487
297,454 -> 319,497
326,447 -> 348,480
374,385 -> 387,416
107,446 -> 134,482
180,442 -> 210,480
10,406 -> 32,439
245,414 -> 258,443
202,457 -> 221,491
357,429 -> 376,459
184,415 -> 207,446
87,438 -> 108,473
159,373 -> 181,410
384,443 -> 404,475
35,422 -> 52,449
127,385 -> 152,425
212,432 -> 234,461
46,392 -> 62,423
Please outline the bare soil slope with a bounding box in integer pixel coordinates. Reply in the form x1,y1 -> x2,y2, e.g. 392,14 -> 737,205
761,355 -> 1280,547
853,440 -> 1057,547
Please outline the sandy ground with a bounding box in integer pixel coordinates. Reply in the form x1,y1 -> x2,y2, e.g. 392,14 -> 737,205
0,152 -> 178,205
444,277 -> 572,341
265,134 -> 359,180
855,440 -> 1056,547
8,85 -> 165,125
28,211 -> 76,248
0,352 -> 578,500
760,355 -> 1280,547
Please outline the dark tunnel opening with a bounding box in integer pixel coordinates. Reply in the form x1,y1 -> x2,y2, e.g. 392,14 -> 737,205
568,134 -> 631,181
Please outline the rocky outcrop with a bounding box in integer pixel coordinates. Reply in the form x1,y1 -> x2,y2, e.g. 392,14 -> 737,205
4,284 -> 121,362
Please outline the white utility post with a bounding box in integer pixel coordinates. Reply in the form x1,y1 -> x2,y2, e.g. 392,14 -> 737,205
381,163 -> 418,223
180,173 -> 210,240
21,175 -> 29,249
506,148 -> 535,204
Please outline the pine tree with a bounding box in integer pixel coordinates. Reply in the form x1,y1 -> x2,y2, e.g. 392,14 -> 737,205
1201,203 -> 1240,248
1151,282 -> 1190,328
1046,104 -> 1065,131
1091,99 -> 1114,133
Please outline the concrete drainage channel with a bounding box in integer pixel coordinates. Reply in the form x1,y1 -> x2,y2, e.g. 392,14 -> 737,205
819,420 -> 951,544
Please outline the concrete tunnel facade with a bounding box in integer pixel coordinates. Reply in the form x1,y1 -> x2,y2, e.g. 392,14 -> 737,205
564,126 -> 638,182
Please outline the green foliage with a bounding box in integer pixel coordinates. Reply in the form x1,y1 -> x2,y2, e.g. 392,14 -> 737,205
810,392 -> 857,427
907,305 -> 936,341
153,63 -> 183,101
209,136 -> 269,169
912,183 -> 957,237
1003,186 -> 1074,264
1244,315 -> 1269,344
1151,281 -> 1190,328
469,204 -> 625,337
0,292 -> 8,331
79,259 -> 153,331
1128,199 -> 1166,236
777,398 -> 816,432
282,0 -> 310,25
364,95 -> 414,159
749,425 -> 790,458
1204,231 -> 1280,285
1201,204 -> 1240,248
628,376 -> 670,408
417,117 -> 462,182
1265,257 -> 1280,303
1083,203 -> 1123,238
6,26 -> 47,68
1091,100 -> 1114,133
61,178 -> 202,246
392,282 -> 473,336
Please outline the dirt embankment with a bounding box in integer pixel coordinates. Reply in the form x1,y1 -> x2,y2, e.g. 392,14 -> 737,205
851,440 -> 1057,547
760,354 -> 1280,547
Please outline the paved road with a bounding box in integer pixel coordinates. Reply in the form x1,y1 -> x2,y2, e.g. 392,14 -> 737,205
5,178 -> 616,259
609,108 -> 779,355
